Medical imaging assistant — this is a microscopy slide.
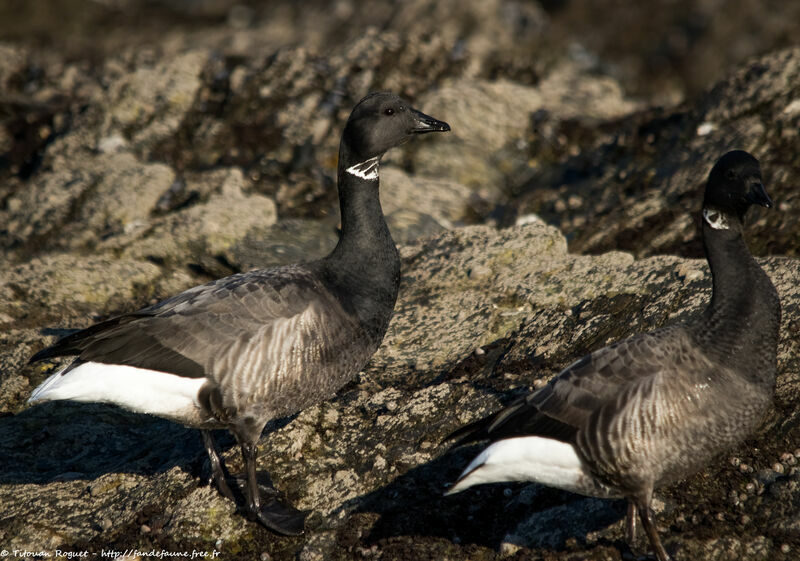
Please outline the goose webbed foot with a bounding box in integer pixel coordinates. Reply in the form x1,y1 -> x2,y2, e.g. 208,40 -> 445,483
244,491 -> 307,536
241,441 -> 307,536
202,430 -> 307,535
201,430 -> 306,534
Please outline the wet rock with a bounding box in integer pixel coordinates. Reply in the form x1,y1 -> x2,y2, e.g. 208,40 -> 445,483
537,0 -> 800,100
512,46 -> 800,259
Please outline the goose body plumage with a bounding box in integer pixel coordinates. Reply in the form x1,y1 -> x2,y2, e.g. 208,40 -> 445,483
446,151 -> 780,561
29,265 -> 380,427
28,92 -> 450,534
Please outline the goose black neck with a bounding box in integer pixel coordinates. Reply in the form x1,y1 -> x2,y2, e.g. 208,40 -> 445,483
320,140 -> 400,334
694,220 -> 780,384
329,142 -> 396,262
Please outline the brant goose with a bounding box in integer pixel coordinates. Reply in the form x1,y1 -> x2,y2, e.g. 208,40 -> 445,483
444,151 -> 779,561
28,92 -> 450,535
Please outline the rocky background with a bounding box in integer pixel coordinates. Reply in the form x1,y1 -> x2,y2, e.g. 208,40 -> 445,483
1,1 -> 799,559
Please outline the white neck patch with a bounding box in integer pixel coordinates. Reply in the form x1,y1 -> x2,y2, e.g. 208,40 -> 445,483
703,208 -> 731,230
345,157 -> 379,181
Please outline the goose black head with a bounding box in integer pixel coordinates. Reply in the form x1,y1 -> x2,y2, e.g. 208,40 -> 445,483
703,150 -> 772,230
341,92 -> 450,163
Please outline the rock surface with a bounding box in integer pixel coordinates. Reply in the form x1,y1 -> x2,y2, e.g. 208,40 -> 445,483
509,46 -> 800,260
1,1 -> 799,560
2,223 -> 799,561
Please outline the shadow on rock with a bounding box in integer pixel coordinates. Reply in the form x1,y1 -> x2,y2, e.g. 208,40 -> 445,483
344,444 -> 626,552
0,401 -> 217,484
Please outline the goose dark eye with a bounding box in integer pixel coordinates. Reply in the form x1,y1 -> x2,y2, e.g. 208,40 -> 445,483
726,169 -> 737,180
384,108 -> 395,116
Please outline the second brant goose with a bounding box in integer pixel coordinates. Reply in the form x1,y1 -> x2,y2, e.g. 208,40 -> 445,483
444,151 -> 780,561
27,92 -> 450,535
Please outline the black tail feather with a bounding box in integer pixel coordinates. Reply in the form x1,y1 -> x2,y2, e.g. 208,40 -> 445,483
442,413 -> 496,446
29,345 -> 71,364
28,314 -> 140,364
443,395 -> 577,447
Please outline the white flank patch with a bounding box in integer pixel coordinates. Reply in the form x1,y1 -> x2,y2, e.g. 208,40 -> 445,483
703,208 -> 730,230
445,436 -> 593,496
28,361 -> 206,421
345,157 -> 379,180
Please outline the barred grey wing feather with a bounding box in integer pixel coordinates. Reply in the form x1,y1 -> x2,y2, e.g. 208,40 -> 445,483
483,326 -> 697,442
46,266 -> 348,383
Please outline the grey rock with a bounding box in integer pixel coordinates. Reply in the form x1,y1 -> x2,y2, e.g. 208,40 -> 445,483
102,50 -> 207,151
0,44 -> 27,90
2,222 -> 798,560
0,0 -> 635,259
385,209 -> 445,245
380,167 -> 473,230
1,152 -> 174,253
533,0 -> 800,100
412,74 -> 638,192
0,253 -> 162,321
379,167 -> 475,244
223,218 -> 339,273
1,3 -> 799,560
113,167 -> 278,266
7,0 -> 800,103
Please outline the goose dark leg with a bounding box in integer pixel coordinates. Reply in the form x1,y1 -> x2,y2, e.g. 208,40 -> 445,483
636,497 -> 670,561
239,440 -> 306,536
201,430 -> 236,502
626,500 -> 638,544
